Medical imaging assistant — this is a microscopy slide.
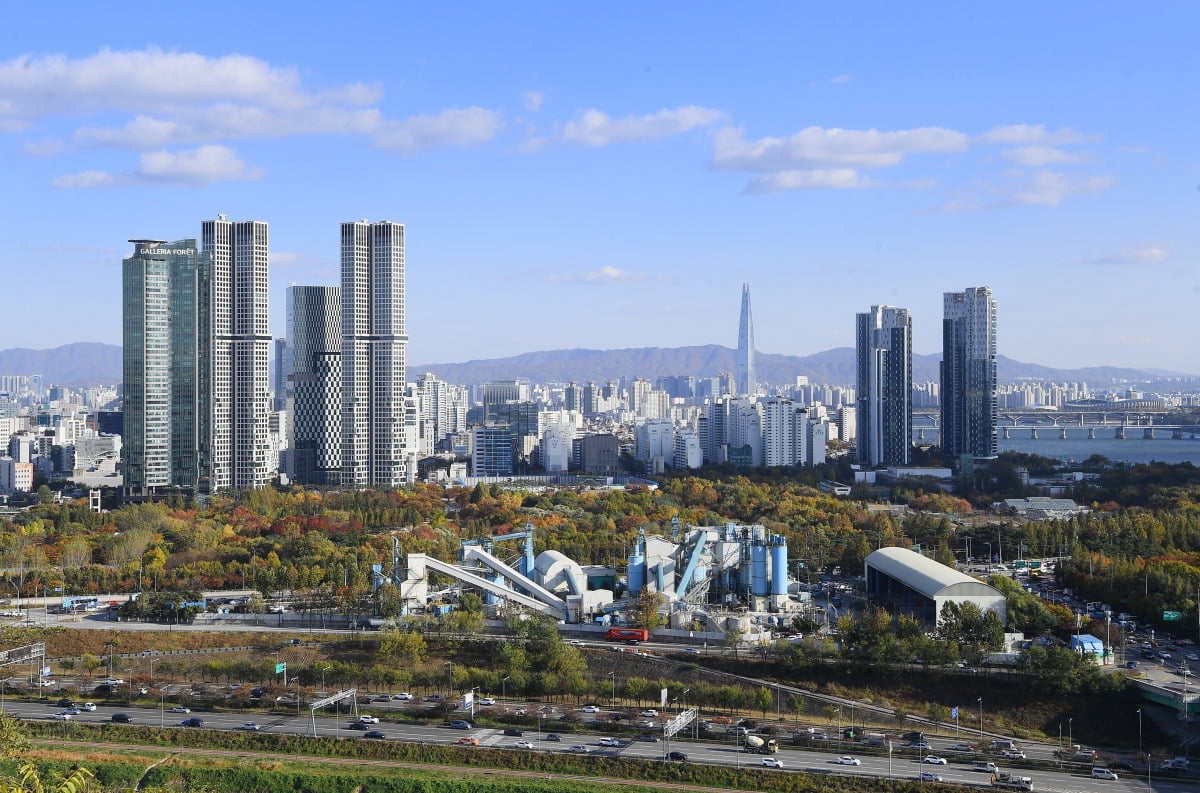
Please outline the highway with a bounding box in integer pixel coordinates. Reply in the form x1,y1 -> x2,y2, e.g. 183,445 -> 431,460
3,697 -> 1190,793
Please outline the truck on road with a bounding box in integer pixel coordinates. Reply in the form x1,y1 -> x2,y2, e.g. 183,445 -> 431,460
991,772 -> 1034,791
603,627 -> 649,642
743,735 -> 779,754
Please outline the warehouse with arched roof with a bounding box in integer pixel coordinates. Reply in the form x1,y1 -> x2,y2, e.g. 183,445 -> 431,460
864,547 -> 1006,625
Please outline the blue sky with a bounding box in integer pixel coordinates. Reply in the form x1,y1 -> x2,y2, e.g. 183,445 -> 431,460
1,2 -> 1196,373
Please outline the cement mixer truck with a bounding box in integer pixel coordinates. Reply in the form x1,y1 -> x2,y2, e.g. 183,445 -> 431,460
743,735 -> 779,754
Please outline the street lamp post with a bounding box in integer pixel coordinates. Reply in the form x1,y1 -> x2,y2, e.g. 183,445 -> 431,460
445,661 -> 453,698
1069,717 -> 1073,750
501,676 -> 509,705
320,666 -> 329,695
978,697 -> 984,741
1137,709 -> 1143,756
608,671 -> 616,710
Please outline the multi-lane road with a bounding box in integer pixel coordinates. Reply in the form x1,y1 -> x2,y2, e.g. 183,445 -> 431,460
4,697 -> 1190,793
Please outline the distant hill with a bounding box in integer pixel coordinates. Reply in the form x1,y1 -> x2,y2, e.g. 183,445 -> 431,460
0,342 -> 1186,390
411,345 -> 1183,386
0,343 -> 122,387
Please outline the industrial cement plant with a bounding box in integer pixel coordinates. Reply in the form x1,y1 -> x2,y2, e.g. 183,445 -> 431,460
396,520 -> 804,631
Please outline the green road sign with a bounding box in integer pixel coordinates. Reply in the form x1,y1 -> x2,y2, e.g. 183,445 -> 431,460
275,662 -> 286,673
1163,611 -> 1183,622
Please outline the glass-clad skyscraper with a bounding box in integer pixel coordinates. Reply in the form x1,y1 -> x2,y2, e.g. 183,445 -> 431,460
940,286 -> 997,457
122,239 -> 206,497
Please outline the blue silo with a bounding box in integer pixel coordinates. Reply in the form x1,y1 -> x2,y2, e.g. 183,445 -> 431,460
770,535 -> 789,597
750,542 -> 769,596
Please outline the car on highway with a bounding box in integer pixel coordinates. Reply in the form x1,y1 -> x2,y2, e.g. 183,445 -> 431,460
727,726 -> 749,736
502,728 -> 523,737
424,694 -> 444,702
357,715 -> 379,724
80,702 -> 96,712
761,757 -> 784,768
636,733 -> 658,742
835,756 -> 861,765
568,745 -> 591,753
236,722 -> 262,731
49,712 -> 71,721
456,737 -> 479,746
373,695 -> 391,702
392,693 -> 413,701
181,718 -> 205,728
36,680 -> 54,687
909,741 -> 932,750
923,756 -> 948,765
598,737 -> 622,747
111,713 -> 133,723
668,751 -> 688,762
56,699 -> 76,708
478,697 -> 496,706
545,733 -> 561,742
1091,768 -> 1118,780
61,708 -> 81,716
949,743 -> 973,751
919,771 -> 944,782
347,722 -> 368,731
448,719 -> 471,729
362,729 -> 387,739
580,704 -> 601,713
1001,749 -> 1026,759
169,706 -> 191,713
514,740 -> 534,749
639,709 -> 659,717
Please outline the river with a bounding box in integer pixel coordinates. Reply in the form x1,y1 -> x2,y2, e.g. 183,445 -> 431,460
910,427 -> 1200,466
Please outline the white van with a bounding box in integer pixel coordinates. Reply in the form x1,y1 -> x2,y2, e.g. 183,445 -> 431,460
973,761 -> 998,773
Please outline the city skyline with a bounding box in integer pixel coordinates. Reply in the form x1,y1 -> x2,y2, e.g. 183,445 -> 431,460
1,4 -> 1197,371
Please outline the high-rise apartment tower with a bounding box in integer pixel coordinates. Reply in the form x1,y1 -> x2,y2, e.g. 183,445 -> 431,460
340,220 -> 416,487
856,305 -> 912,467
287,285 -> 342,485
940,286 -> 997,457
201,216 -> 272,491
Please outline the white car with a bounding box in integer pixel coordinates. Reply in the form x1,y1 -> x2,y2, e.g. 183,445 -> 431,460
569,745 -> 591,754
835,756 -> 861,766
923,756 -> 948,765
80,703 -> 96,712
236,722 -> 262,731
949,743 -> 972,751
391,693 -> 413,701
357,715 -> 379,724
514,740 -> 534,749
1091,768 -> 1118,780
50,712 -> 71,720
477,697 -> 496,706
36,680 -> 55,687
919,771 -> 943,782
580,705 -> 601,713
169,706 -> 191,713
598,737 -> 622,747
639,709 -> 659,717
761,757 -> 784,768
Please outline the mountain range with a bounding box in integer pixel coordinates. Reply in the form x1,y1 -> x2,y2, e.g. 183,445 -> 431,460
0,342 -> 1188,388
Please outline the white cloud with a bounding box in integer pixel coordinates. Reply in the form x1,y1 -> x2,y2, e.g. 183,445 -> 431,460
1082,242 -> 1170,267
526,105 -> 725,150
1011,169 -> 1114,206
372,107 -> 504,154
52,144 -> 262,188
711,125 -> 970,172
745,169 -> 873,193
1,47 -> 505,168
522,91 -> 544,112
547,265 -> 645,284
830,74 -> 852,84
1002,145 -> 1081,167
975,124 -> 1097,146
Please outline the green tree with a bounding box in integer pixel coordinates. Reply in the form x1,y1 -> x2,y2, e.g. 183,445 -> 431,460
629,589 -> 666,629
754,686 -> 773,718
935,538 -> 956,567
379,630 -> 427,667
